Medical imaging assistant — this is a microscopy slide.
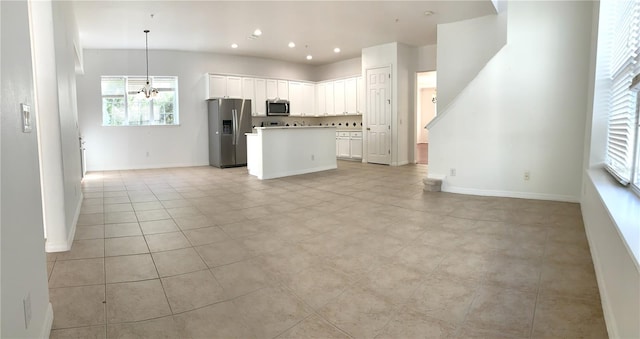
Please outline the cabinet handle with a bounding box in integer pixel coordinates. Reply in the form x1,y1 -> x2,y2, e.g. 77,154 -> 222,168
366,127 -> 371,130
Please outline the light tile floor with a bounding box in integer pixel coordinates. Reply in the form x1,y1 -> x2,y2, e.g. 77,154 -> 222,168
47,161 -> 607,338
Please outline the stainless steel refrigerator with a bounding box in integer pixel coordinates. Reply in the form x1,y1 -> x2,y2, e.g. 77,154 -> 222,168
207,98 -> 252,168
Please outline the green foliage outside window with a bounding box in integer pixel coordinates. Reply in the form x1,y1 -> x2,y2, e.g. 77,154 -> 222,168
101,76 -> 178,126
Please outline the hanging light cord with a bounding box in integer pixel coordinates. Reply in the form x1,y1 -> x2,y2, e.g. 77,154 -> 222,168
144,29 -> 150,84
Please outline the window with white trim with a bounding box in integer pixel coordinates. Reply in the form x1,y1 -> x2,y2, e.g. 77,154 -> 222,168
604,0 -> 640,195
101,76 -> 178,126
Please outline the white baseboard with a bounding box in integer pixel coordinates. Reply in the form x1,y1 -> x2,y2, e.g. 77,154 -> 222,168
261,165 -> 337,180
40,302 -> 53,339
442,183 -> 579,202
88,162 -> 209,172
45,192 -> 82,252
582,213 -> 618,339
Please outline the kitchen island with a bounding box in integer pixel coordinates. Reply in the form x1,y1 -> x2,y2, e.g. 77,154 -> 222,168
246,126 -> 337,180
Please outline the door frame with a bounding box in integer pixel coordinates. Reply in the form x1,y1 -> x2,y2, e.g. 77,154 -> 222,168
364,64 -> 393,165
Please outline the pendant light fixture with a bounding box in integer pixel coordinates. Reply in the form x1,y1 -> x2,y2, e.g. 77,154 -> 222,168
139,29 -> 158,99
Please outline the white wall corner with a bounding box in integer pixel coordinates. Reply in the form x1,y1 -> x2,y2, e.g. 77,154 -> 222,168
39,303 -> 54,339
45,191 -> 81,252
74,39 -> 84,75
491,0 -> 508,14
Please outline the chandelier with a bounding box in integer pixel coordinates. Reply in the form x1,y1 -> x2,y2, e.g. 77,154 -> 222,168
139,30 -> 158,99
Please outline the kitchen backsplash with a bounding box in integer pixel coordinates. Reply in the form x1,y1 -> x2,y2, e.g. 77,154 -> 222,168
252,115 -> 362,129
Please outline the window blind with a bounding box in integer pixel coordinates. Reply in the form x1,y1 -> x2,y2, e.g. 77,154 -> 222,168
126,77 -> 147,95
606,0 -> 640,185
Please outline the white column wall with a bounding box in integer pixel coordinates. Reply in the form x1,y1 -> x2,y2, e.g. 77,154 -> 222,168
1,1 -> 52,337
30,0 -> 69,251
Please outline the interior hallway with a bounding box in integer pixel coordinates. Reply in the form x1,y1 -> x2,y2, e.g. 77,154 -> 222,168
416,143 -> 428,165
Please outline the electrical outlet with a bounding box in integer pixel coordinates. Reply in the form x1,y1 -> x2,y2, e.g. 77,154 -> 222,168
450,168 -> 456,176
311,154 -> 315,161
23,293 -> 32,329
524,171 -> 531,181
146,151 -> 150,157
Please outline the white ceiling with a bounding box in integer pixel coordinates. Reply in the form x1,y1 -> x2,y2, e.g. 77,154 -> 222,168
72,1 -> 497,66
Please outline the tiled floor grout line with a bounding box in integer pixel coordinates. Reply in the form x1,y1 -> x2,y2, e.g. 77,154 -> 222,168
100,182 -> 108,338
53,164 -> 602,338
529,224 -> 552,339
137,184 -> 176,319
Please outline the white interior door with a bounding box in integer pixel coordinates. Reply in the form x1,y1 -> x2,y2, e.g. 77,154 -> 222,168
366,66 -> 391,164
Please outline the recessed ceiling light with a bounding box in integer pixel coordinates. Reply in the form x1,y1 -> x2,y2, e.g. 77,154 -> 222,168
306,55 -> 313,60
253,29 -> 262,36
231,43 -> 238,49
333,47 -> 341,53
288,42 -> 296,48
424,10 -> 434,16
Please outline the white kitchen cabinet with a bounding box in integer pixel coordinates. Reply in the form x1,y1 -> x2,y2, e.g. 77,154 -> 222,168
226,77 -> 242,98
207,74 -> 226,98
302,83 -> 315,116
206,74 -> 242,99
254,79 -> 267,116
277,80 -> 289,100
265,79 -> 289,100
350,131 -> 363,159
325,82 -> 335,115
266,79 -> 278,99
334,80 -> 346,115
242,78 -> 256,115
316,83 -> 326,116
356,76 -> 365,115
345,77 -> 358,115
206,73 -> 363,118
336,131 -> 362,160
288,81 -> 314,116
288,81 -> 303,116
336,132 -> 351,158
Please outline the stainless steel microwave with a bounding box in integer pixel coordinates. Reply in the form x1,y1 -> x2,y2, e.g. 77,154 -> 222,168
266,99 -> 290,116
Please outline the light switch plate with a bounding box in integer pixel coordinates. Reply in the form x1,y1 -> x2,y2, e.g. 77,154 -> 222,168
21,103 -> 32,133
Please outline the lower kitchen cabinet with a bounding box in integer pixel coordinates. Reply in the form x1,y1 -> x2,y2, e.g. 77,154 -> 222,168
336,131 -> 362,160
350,132 -> 362,159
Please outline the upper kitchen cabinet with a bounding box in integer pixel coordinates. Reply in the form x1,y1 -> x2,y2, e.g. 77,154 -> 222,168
325,82 -> 335,115
255,79 -> 267,116
334,77 -> 358,115
345,77 -> 358,115
206,73 -> 362,116
356,76 -> 364,115
288,81 -> 303,116
266,79 -> 277,99
315,76 -> 361,116
277,80 -> 289,100
227,77 -> 242,98
206,74 -> 242,99
334,80 -> 346,115
316,83 -> 326,116
302,83 -> 315,116
266,79 -> 289,100
288,81 -> 315,116
242,77 -> 257,116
